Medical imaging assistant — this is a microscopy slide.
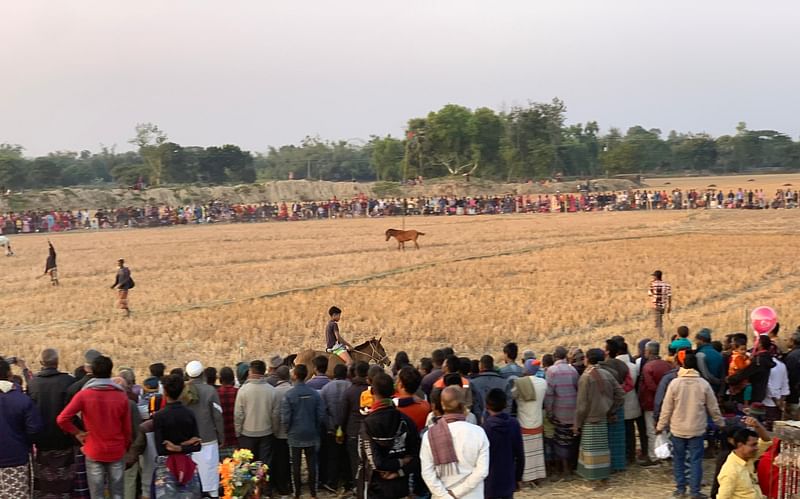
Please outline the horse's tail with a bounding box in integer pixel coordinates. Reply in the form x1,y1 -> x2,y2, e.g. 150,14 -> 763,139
417,232 -> 425,236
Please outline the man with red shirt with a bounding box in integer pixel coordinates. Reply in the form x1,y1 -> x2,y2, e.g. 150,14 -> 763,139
57,355 -> 131,499
639,341 -> 672,465
394,367 -> 431,432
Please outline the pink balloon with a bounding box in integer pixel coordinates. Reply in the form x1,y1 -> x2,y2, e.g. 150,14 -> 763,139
750,306 -> 778,334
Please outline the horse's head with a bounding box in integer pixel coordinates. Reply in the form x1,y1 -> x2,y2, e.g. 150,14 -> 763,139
367,337 -> 389,366
385,229 -> 393,241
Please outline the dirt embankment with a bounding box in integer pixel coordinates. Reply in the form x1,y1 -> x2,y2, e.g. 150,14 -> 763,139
0,178 -> 639,211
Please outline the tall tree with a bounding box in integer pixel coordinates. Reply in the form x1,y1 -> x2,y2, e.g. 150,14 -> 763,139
129,123 -> 168,185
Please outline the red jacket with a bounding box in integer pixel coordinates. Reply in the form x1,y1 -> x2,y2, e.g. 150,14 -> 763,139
57,384 -> 131,462
639,359 -> 672,412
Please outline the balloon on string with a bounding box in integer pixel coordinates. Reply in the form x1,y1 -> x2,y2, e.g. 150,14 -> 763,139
750,306 -> 777,334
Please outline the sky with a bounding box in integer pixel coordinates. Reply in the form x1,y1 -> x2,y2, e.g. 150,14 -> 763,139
2,0 -> 799,157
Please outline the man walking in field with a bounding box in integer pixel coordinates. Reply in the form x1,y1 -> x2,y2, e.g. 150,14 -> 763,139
648,270 -> 672,339
43,239 -> 59,286
110,259 -> 134,317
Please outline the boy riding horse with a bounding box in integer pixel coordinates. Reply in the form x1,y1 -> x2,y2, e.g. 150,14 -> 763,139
325,306 -> 353,366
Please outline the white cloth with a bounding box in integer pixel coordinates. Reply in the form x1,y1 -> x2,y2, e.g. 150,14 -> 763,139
618,354 -> 642,420
644,411 -> 658,461
763,358 -> 790,407
192,441 -> 220,495
420,421 -> 490,499
139,432 -> 157,497
512,376 -> 547,429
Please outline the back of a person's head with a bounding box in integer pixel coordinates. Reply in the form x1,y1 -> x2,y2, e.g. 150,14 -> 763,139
485,388 -> 507,412
758,334 -> 772,351
398,366 -> 421,394
92,355 -> 113,378
313,355 -> 329,374
372,372 -> 395,399
683,352 -> 698,370
394,351 -> 410,367
419,358 -> 433,373
163,373 -> 184,400
610,335 -> 628,355
440,385 -> 465,414
605,339 -> 622,358
443,373 -> 462,387
479,355 -> 494,372
711,340 -> 723,352
645,341 -> 660,356
0,359 -> 10,381
204,367 -> 217,385
355,361 -> 369,378
333,364 -> 348,380
367,364 -> 384,382
442,347 -> 455,357
294,364 -> 309,380
276,366 -> 291,381
328,306 -> 341,317
249,360 -> 266,376
503,342 -> 518,361
677,326 -> 690,338
733,335 -> 748,349
458,357 -> 471,376
149,362 -> 166,378
431,349 -> 445,367
41,348 -> 59,368
587,348 -> 605,365
553,346 -> 568,360
219,366 -> 235,385
542,354 -> 554,369
444,355 -> 459,374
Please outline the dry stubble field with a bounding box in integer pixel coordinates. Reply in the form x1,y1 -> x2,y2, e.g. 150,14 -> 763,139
1,208 -> 798,377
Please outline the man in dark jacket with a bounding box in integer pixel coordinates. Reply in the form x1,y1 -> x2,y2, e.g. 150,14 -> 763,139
470,355 -> 511,422
28,348 -> 76,498
358,372 -> 420,499
0,358 -> 44,498
341,361 -> 370,489
483,388 -> 524,497
695,328 -> 724,391
110,258 -> 133,317
784,331 -> 800,416
281,364 -> 326,498
727,335 -> 776,408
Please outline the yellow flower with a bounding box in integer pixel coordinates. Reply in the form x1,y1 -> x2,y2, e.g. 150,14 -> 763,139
232,448 -> 254,462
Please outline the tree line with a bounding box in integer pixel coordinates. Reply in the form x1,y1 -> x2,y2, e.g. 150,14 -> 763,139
2,99 -> 799,190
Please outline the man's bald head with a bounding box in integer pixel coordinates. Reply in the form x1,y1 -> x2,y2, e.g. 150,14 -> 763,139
441,385 -> 465,414
40,348 -> 59,368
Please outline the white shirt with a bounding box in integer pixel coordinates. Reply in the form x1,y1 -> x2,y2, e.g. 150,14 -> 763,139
512,375 -> 547,429
763,358 -> 790,407
420,421 -> 490,499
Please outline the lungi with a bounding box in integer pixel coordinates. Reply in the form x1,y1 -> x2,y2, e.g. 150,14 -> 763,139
609,408 -> 626,471
553,422 -> 576,461
73,448 -> 90,498
118,289 -> 129,310
521,427 -> 546,482
577,422 -> 610,481
192,441 -> 219,495
34,448 -> 74,498
0,463 -> 31,499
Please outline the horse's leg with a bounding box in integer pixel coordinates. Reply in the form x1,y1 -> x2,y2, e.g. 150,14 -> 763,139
414,238 -> 420,250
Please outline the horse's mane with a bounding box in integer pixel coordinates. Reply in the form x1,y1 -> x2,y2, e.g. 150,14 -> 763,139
354,338 -> 379,350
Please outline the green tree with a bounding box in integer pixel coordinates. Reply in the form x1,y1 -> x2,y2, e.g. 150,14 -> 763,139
129,123 -> 168,185
369,135 -> 404,181
0,144 -> 28,189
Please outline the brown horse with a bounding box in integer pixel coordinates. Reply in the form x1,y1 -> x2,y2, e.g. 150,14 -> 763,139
385,228 -> 425,250
287,337 -> 390,379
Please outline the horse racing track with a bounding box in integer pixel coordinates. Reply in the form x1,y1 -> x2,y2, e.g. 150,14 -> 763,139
0,209 -> 798,378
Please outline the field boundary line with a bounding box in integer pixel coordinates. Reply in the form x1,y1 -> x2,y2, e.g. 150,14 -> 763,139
4,231 -> 684,334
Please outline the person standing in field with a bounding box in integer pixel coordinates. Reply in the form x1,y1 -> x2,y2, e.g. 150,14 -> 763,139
648,270 -> 672,339
326,306 -> 353,366
43,240 -> 59,286
110,259 -> 134,317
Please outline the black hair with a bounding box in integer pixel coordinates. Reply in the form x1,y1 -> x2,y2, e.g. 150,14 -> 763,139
503,342 -> 519,361
163,373 -> 185,400
758,335 -> 772,350
542,354 -> 555,369
92,355 -> 113,378
605,339 -> 622,358
73,366 -> 87,381
219,366 -> 235,385
149,362 -> 166,378
480,355 -> 494,371
470,359 -> 480,376
458,357 -> 472,377
250,360 -> 267,375
683,352 -> 698,370
554,346 -> 568,360
398,366 -> 422,394
394,351 -> 410,368
355,361 -> 369,378
333,364 -> 348,380
711,340 -> 723,353
0,359 -> 10,380
442,347 -> 455,357
328,306 -> 341,316
587,348 -> 605,365
372,372 -> 395,399
485,388 -> 507,412
313,355 -> 329,374
677,326 -> 689,338
431,349 -> 445,367
732,428 -> 759,447
294,364 -> 309,380
169,367 -> 184,378
419,357 -> 433,374
204,367 -> 217,386
733,335 -> 748,348
443,373 -> 462,387
444,355 -> 460,374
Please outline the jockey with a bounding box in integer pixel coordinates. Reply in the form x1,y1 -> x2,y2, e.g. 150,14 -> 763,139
325,306 -> 352,365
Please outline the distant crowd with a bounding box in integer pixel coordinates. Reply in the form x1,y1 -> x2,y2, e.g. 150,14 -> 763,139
2,318 -> 799,498
1,186 -> 799,234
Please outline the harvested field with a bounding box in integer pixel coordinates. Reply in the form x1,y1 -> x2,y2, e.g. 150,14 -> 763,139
1,209 -> 798,378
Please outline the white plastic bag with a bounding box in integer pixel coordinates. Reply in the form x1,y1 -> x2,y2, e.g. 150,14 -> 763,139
654,433 -> 672,460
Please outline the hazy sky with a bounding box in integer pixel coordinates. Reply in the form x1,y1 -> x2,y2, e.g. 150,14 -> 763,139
2,1 -> 799,156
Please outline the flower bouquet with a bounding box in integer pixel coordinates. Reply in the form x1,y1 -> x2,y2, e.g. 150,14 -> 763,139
219,449 -> 269,499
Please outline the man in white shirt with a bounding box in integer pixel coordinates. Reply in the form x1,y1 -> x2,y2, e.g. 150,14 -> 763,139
762,355 -> 789,431
421,386 -> 489,499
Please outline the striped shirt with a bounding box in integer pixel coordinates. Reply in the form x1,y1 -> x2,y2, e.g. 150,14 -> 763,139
648,279 -> 672,311
544,360 -> 579,425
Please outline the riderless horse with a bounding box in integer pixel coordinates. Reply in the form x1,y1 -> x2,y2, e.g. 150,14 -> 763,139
385,228 -> 425,250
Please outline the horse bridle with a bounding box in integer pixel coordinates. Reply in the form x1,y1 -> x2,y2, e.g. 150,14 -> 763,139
357,341 -> 389,366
